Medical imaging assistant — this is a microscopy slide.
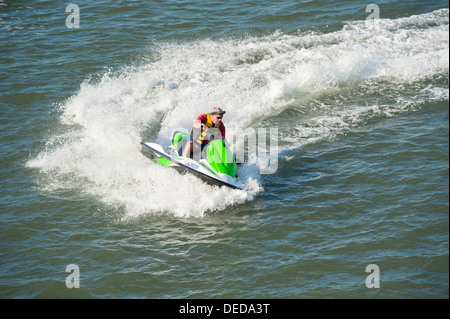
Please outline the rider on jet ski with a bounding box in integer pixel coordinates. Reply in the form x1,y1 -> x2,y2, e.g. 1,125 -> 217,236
182,107 -> 226,158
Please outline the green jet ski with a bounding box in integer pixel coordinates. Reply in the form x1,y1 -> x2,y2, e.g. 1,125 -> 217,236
140,128 -> 242,189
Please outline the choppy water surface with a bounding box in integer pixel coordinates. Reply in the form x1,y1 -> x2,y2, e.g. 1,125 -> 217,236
0,0 -> 448,298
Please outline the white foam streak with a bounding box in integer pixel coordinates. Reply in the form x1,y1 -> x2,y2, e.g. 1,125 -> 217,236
28,9 -> 449,218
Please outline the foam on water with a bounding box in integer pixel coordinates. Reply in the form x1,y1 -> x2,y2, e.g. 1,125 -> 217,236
27,9 -> 448,218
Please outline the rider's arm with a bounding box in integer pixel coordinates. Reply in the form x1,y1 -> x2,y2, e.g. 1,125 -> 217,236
193,119 -> 202,129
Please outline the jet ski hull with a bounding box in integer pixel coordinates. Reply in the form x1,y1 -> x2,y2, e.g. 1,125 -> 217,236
140,141 -> 242,190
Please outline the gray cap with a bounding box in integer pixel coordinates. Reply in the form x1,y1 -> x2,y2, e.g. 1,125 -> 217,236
210,107 -> 226,115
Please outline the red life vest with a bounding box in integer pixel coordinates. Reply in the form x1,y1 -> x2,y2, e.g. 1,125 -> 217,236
195,113 -> 222,145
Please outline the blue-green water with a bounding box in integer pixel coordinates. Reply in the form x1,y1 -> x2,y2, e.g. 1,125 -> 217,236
0,0 -> 448,298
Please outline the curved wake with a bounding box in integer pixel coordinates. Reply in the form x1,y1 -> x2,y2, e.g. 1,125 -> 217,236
28,9 -> 449,218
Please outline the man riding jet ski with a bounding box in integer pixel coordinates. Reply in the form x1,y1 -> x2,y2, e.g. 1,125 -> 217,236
140,107 -> 242,189
182,107 -> 227,158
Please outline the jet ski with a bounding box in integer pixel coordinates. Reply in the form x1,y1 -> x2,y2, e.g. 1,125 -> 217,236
140,128 -> 243,189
